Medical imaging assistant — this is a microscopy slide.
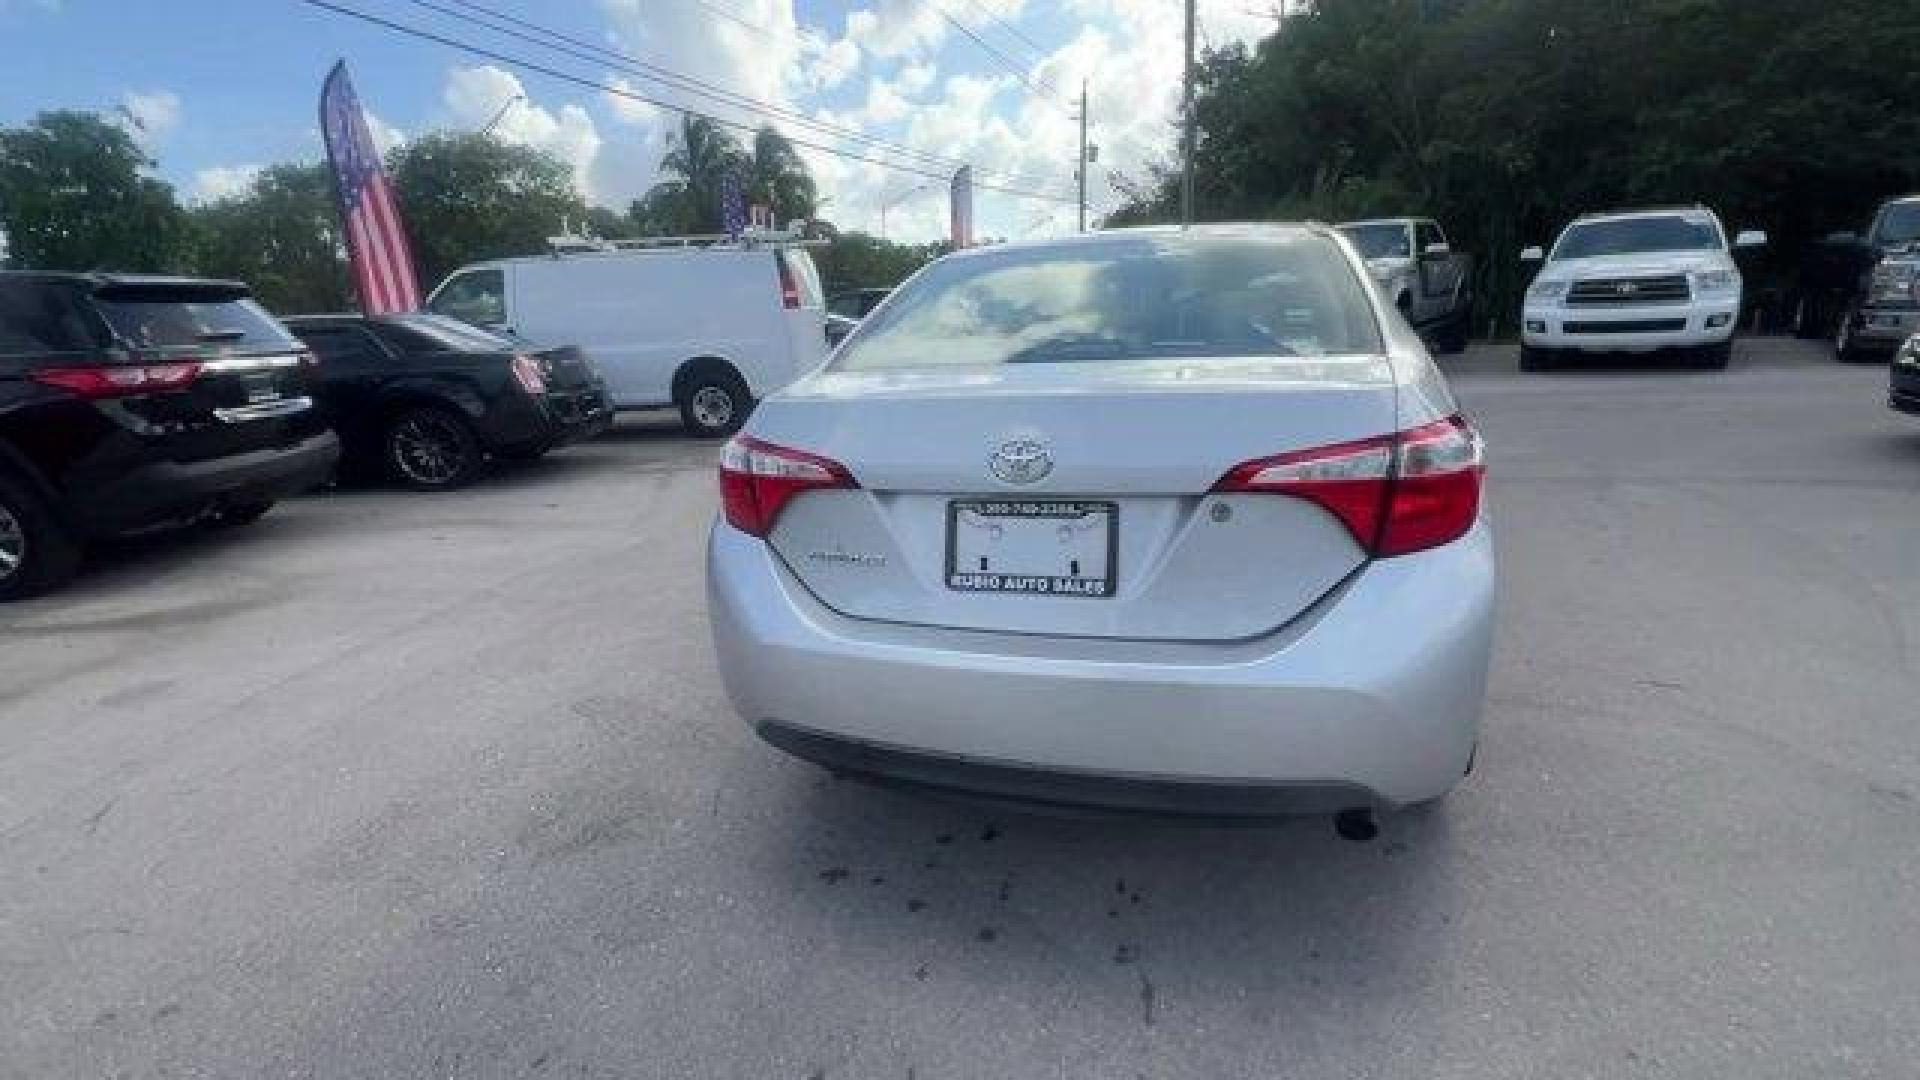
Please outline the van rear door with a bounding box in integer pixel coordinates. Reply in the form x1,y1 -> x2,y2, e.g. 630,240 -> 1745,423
774,248 -> 828,391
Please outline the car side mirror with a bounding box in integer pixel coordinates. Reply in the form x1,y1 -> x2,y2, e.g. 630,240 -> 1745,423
1422,242 -> 1451,259
1734,230 -> 1767,249
1519,246 -> 1545,263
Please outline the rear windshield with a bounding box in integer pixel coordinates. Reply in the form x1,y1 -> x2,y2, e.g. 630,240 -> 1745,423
1338,222 -> 1412,260
1552,215 -> 1722,260
381,312 -> 517,352
96,296 -> 298,353
831,232 -> 1382,371
1870,202 -> 1920,247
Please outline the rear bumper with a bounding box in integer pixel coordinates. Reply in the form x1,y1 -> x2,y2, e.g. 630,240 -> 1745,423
1891,363 -> 1920,414
1522,302 -> 1735,353
69,430 -> 339,536
479,384 -> 614,453
707,518 -> 1496,812
1849,307 -> 1920,352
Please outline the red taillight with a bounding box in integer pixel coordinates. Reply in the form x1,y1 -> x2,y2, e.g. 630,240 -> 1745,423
32,361 -> 202,399
510,353 -> 547,395
775,255 -> 802,310
1213,414 -> 1483,557
719,436 -> 858,537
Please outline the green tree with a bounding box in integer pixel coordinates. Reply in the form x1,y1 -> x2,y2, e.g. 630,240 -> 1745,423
387,132 -> 586,287
640,115 -> 751,235
0,110 -> 186,272
1111,0 -> 1920,331
811,231 -> 942,294
187,163 -> 350,314
749,125 -> 818,227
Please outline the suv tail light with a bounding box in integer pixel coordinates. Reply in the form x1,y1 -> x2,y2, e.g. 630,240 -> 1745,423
32,361 -> 202,399
1214,414 -> 1484,557
719,436 -> 857,537
510,353 -> 547,395
775,254 -> 802,310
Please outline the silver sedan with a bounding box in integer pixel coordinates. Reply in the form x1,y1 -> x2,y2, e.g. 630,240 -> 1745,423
707,224 -> 1494,828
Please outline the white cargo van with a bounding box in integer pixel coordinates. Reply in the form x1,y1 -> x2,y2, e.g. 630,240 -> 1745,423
425,240 -> 828,436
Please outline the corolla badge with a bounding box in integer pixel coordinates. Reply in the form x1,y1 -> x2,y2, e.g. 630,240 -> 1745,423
989,436 -> 1054,485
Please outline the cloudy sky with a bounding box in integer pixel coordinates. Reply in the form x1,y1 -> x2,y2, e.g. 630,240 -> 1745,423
1,0 -> 1273,243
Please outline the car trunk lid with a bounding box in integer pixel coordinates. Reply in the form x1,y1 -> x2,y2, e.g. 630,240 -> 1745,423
753,357 -> 1401,642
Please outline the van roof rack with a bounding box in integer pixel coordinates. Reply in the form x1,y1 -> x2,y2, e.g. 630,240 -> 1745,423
544,225 -> 827,255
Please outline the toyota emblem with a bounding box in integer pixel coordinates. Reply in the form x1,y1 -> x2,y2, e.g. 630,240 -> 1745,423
989,437 -> 1053,485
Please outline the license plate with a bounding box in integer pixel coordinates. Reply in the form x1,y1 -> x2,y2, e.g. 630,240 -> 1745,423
242,372 -> 283,404
946,500 -> 1116,597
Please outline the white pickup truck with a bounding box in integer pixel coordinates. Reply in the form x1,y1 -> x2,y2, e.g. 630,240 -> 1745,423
1519,206 -> 1765,370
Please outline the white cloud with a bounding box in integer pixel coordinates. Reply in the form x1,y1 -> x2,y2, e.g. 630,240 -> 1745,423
365,109 -> 406,155
190,164 -> 260,204
441,65 -> 602,198
119,89 -> 181,146
843,0 -> 949,59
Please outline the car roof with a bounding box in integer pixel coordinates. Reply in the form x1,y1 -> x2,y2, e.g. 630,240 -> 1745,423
1336,218 -> 1422,228
282,313 -> 373,325
1572,205 -> 1717,224
941,222 -> 1333,263
0,271 -> 252,293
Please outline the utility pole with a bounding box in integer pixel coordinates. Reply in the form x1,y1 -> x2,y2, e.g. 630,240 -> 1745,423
1077,79 -> 1089,233
1180,0 -> 1197,226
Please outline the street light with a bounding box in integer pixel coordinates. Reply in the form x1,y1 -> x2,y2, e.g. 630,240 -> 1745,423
479,93 -> 525,137
879,182 -> 933,241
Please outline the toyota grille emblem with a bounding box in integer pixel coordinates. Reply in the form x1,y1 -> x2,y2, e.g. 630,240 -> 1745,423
989,437 -> 1054,485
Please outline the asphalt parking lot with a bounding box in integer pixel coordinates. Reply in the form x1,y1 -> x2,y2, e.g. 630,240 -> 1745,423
4,337 -> 1917,1078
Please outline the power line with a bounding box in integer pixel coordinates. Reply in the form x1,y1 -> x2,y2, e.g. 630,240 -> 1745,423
296,0 -> 1077,203
957,0 -> 1053,66
924,0 -> 1076,117
673,0 -> 858,85
427,0 -> 1071,194
424,0 -> 953,176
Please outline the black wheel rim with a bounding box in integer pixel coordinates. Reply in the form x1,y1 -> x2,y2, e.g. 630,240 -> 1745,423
0,501 -> 25,584
690,385 -> 735,430
391,414 -> 468,485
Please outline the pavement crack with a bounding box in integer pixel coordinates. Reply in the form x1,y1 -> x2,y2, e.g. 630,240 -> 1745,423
82,796 -> 118,836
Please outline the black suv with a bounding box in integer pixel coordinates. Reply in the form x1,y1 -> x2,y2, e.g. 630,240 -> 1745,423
0,273 -> 339,600
283,312 -> 610,489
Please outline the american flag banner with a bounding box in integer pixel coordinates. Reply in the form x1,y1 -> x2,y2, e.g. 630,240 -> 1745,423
719,169 -> 746,238
320,61 -> 420,313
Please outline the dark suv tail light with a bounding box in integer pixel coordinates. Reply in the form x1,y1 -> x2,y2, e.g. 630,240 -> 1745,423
1214,414 -> 1484,557
32,362 -> 202,399
719,436 -> 857,537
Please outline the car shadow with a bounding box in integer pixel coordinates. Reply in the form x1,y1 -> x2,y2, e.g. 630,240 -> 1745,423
732,766 -> 1463,1027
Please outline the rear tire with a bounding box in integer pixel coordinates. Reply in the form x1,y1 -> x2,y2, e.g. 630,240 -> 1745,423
1434,308 -> 1471,355
385,406 -> 484,490
493,445 -> 551,463
1835,311 -> 1871,364
1519,345 -> 1556,372
678,369 -> 752,438
0,469 -> 81,602
1692,341 -> 1732,370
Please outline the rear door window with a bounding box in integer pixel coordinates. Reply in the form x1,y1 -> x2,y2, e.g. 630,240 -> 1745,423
0,281 -> 103,356
294,325 -> 388,368
428,267 -> 507,327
